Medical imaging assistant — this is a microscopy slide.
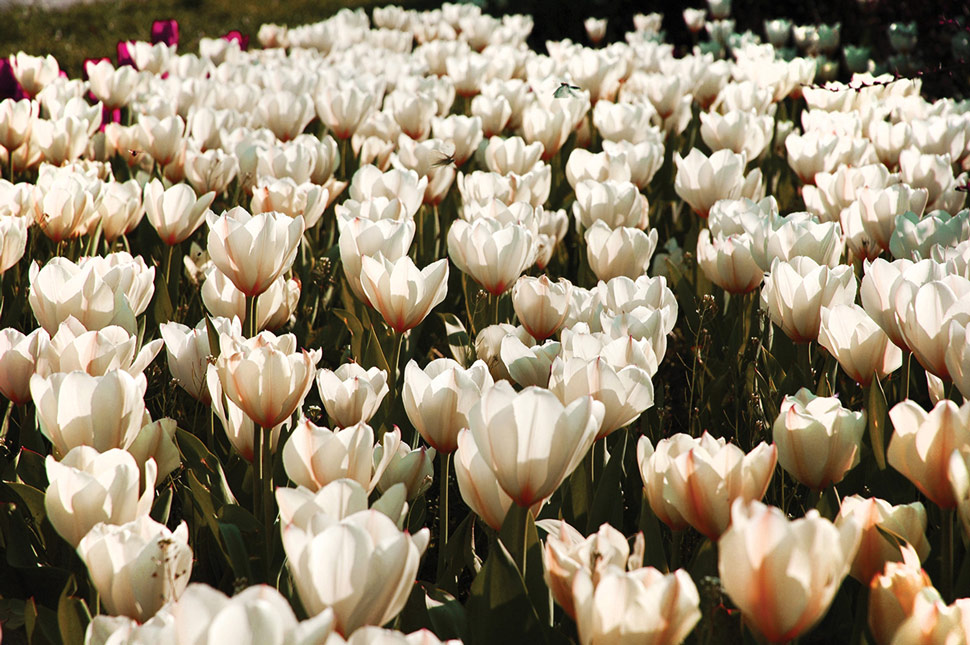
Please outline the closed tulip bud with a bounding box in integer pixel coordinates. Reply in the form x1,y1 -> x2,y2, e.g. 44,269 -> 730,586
573,565 -> 700,645
894,275 -> 970,381
216,330 -> 319,429
0,327 -> 49,404
45,447 -> 155,547
542,520 -> 633,619
719,500 -> 861,644
818,304 -> 903,385
137,114 -> 184,167
773,388 -> 865,490
467,381 -> 604,507
282,509 -> 429,635
761,257 -> 857,343
283,420 -> 401,493
206,363 -> 280,462
836,496 -> 930,585
585,221 -> 659,281
206,207 -> 304,299
9,52 -> 58,97
374,442 -> 435,501
256,90 -> 315,142
31,369 -> 147,457
143,179 -> 215,246
448,218 -> 535,296
77,516 -> 192,622
888,399 -> 970,509
315,84 -> 378,141
38,317 -> 161,377
674,148 -> 746,217
316,363 -> 388,428
868,547 -> 934,645
402,358 -> 493,454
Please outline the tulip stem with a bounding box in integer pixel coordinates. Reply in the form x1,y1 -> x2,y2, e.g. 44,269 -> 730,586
245,294 -> 257,339
254,423 -> 276,582
438,452 -> 451,575
387,329 -> 404,431
943,508 -> 955,602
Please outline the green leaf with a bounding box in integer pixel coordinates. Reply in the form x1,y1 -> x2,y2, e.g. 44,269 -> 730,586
586,432 -> 627,534
867,377 -> 888,470
436,511 -> 475,592
16,449 -> 48,490
437,312 -> 474,367
150,486 -> 173,525
465,540 -> 545,645
332,308 -> 365,363
218,520 -> 255,584
5,481 -> 47,528
57,578 -> 89,645
498,503 -> 549,626
425,586 -> 468,640
175,428 -> 238,506
152,264 -> 174,325
407,494 -> 427,535
562,456 -> 591,531
637,498 -> 668,571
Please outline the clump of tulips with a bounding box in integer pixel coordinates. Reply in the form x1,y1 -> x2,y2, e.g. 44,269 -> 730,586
0,0 -> 969,643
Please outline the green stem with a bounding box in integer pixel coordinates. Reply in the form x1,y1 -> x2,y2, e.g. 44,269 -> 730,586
521,505 -> 528,576
902,351 -> 912,400
492,292 -> 501,327
0,399 -> 14,458
943,508 -> 955,602
441,453 -> 451,556
387,329 -> 404,440
254,423 -> 276,582
799,341 -> 814,386
245,294 -> 258,339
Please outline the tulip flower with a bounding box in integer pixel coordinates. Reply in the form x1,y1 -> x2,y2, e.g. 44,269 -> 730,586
77,515 -> 192,622
500,335 -> 560,388
201,267 -> 300,333
31,369 -> 147,457
282,509 -> 429,635
251,177 -> 328,229
170,583 -> 337,645
542,520 -> 634,619
889,588 -> 970,644
818,304 -> 903,385
282,420 -> 401,494
159,318 -> 227,403
484,136 -> 544,176
45,447 -> 155,547
184,147 -> 239,195
471,94 -> 512,139
85,611 -> 175,644
338,216 -> 415,304
718,500 -> 861,644
37,318 -> 161,378
127,417 -> 181,483
0,97 -> 37,152
215,330 -> 319,429
760,256 -> 857,343
510,275 -> 572,341
868,547 -> 934,645
9,53 -> 60,98
565,148 -> 632,189
315,83 -> 379,140
374,441 -> 435,501
888,399 -> 970,509
893,275 -> 970,381
0,214 -> 28,273
475,323 -> 535,382
96,180 -> 144,243
573,180 -> 648,231
206,207 -> 304,299
31,173 -> 95,242
466,381 -> 604,507
402,358 -> 493,454
277,479 -> 407,529
349,166 -> 427,220
638,432 -> 776,540
316,363 -> 389,428
142,179 -> 215,246
454,428 -> 542,531
358,254 -> 449,334
137,115 -> 184,167
448,217 -> 536,296
584,221 -> 659,281
836,495 -> 930,585
0,327 -> 49,404
772,388 -> 865,490
674,148 -> 746,217
696,229 -> 764,294
572,565 -> 701,645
